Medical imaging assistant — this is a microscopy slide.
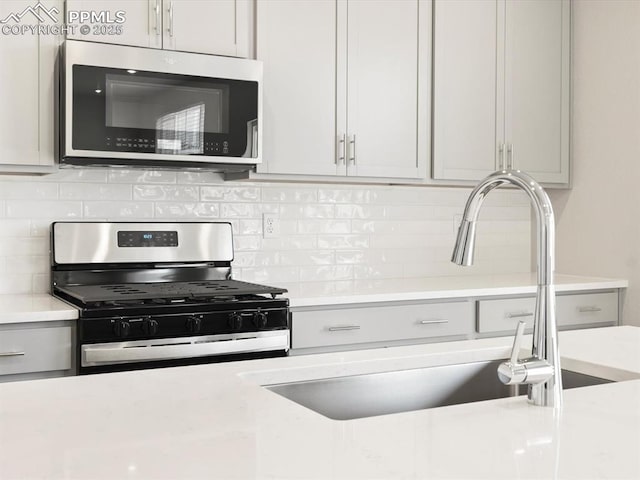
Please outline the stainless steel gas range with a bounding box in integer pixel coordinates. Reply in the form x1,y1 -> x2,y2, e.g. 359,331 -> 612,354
50,222 -> 290,375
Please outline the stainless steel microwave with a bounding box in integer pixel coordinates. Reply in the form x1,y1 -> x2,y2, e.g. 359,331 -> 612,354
60,40 -> 262,170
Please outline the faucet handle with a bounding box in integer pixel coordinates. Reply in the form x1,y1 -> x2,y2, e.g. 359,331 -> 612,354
498,321 -> 528,385
509,320 -> 526,364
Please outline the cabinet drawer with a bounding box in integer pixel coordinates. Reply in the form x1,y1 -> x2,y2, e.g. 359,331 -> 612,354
0,326 -> 72,376
477,297 -> 537,334
478,291 -> 619,334
292,301 -> 473,349
556,292 -> 618,327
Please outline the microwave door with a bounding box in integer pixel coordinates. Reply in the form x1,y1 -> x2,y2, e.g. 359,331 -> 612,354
61,40 -> 261,168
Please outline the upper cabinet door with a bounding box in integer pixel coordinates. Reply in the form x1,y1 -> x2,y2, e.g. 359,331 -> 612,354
255,0 -> 339,176
163,0 -> 250,57
346,0 -> 424,179
66,0 -> 161,48
0,0 -> 61,171
432,0 -> 499,181
504,0 -> 570,184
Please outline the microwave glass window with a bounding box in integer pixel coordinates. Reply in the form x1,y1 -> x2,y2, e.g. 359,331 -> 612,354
71,65 -> 258,158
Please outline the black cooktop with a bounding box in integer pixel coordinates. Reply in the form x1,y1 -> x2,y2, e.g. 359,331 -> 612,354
56,279 -> 288,305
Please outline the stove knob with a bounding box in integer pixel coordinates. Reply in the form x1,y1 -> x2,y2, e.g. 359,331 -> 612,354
114,320 -> 131,338
228,313 -> 243,331
253,311 -> 268,329
186,316 -> 202,333
142,318 -> 159,336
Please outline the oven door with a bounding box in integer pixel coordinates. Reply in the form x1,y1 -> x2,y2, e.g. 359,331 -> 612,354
61,40 -> 261,168
81,330 -> 289,368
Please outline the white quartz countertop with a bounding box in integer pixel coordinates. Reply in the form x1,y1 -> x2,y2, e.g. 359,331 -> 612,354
0,274 -> 626,323
0,294 -> 78,324
283,273 -> 628,308
1,326 -> 639,479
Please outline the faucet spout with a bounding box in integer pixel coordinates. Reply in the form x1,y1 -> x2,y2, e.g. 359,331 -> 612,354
451,169 -> 562,408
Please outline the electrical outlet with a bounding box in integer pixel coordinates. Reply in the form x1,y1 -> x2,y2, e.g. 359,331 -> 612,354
263,214 -> 279,238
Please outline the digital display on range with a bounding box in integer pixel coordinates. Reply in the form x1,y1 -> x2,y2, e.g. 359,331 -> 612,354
117,231 -> 178,247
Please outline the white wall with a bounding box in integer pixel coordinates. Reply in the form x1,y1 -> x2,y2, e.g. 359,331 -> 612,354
549,0 -> 640,325
0,170 -> 531,297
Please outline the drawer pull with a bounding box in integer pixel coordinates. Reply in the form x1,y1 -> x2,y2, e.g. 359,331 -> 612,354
0,351 -> 25,357
578,306 -> 603,313
418,319 -> 449,325
326,325 -> 361,332
506,312 -> 534,319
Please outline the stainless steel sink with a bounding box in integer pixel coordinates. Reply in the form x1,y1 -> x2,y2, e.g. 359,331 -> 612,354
265,360 -> 612,420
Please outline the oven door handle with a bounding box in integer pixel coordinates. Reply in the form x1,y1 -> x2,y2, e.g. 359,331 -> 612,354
82,331 -> 289,367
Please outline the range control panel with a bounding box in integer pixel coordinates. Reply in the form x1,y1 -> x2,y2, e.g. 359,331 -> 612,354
117,230 -> 179,248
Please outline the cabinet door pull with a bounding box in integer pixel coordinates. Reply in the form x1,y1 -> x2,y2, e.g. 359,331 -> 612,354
498,143 -> 505,169
154,0 -> 161,36
168,1 -> 175,37
506,312 -> 534,319
336,134 -> 345,165
327,325 -> 361,332
348,134 -> 356,165
0,351 -> 25,357
506,143 -> 514,169
578,306 -> 602,313
418,319 -> 448,325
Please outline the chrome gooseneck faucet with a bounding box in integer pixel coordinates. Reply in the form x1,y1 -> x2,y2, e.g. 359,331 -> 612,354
451,169 -> 562,408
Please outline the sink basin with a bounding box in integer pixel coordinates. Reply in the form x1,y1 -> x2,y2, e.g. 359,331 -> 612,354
264,360 -> 612,420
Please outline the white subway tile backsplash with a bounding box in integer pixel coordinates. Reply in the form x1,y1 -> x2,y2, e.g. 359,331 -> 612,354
32,274 -> 50,294
334,204 -> 386,219
83,201 -> 154,219
353,264 -> 404,280
317,235 -> 370,249
60,183 -> 132,200
297,219 -> 351,234
199,186 -> 225,201
176,171 -> 224,184
0,175 -> 531,293
0,274 -> 33,294
299,265 -> 353,282
236,219 -> 263,235
233,235 -> 263,251
221,187 -> 260,202
0,182 -> 58,199
108,170 -> 177,184
279,250 -> 334,266
262,187 -> 318,203
280,204 -> 334,219
46,168 -> 109,183
0,237 -> 48,257
6,201 -> 82,218
0,220 -> 31,237
133,185 -> 198,201
220,203 -> 263,218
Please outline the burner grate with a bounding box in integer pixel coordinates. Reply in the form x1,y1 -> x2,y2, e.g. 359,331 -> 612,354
56,279 -> 287,305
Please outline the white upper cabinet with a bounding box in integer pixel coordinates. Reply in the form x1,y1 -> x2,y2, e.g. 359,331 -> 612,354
345,1 -> 423,179
65,0 -> 251,57
65,0 -> 159,48
256,0 -> 430,180
432,0 -> 498,181
504,0 -> 570,184
0,0 -> 61,173
256,0 -> 338,176
432,0 -> 570,185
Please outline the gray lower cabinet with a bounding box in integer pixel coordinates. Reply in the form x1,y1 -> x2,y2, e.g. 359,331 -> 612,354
0,321 -> 75,382
477,291 -> 619,334
292,300 -> 475,354
291,290 -> 621,354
